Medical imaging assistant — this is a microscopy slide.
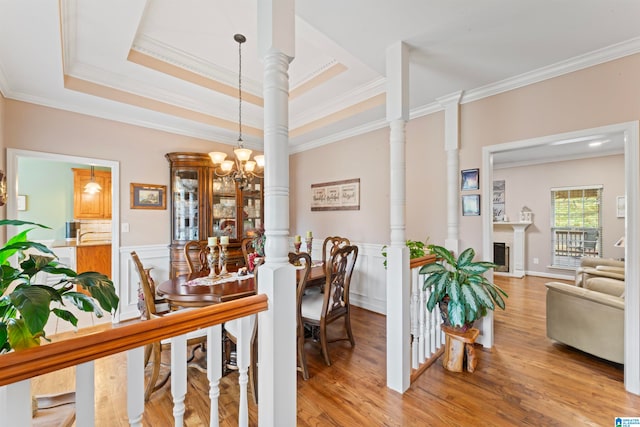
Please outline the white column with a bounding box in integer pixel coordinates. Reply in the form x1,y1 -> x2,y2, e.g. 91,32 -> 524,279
437,91 -> 463,254
385,41 -> 410,393
511,223 -> 531,278
257,1 -> 297,425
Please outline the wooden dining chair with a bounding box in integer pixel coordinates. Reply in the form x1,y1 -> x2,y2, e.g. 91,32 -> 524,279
184,240 -> 210,274
301,244 -> 358,366
322,236 -> 351,272
241,237 -> 255,267
131,251 -> 207,401
289,251 -> 312,380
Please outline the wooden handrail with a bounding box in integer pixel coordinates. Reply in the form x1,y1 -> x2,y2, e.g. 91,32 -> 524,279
409,254 -> 437,270
0,294 -> 268,386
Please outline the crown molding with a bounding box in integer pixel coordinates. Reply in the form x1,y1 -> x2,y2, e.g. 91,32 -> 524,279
289,117 -> 388,154
493,147 -> 624,170
461,36 -> 640,104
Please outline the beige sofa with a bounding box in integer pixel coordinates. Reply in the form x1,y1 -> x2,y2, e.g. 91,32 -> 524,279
545,257 -> 625,364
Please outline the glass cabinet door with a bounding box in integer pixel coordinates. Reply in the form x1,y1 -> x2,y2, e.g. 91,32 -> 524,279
212,177 -> 238,239
242,179 -> 263,238
172,168 -> 200,241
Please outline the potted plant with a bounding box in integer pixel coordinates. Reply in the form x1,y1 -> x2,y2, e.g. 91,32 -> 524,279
381,238 -> 429,269
0,219 -> 119,352
419,244 -> 507,331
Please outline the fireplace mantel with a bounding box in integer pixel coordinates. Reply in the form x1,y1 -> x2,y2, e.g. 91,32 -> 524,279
493,221 -> 532,278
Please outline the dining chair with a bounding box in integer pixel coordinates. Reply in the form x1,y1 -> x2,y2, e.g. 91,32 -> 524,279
130,251 -> 207,401
241,237 -> 255,267
289,251 -> 312,380
223,259 -> 261,404
301,244 -> 358,366
322,236 -> 351,271
184,240 -> 210,274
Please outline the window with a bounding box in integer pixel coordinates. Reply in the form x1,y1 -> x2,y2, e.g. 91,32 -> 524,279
551,186 -> 602,268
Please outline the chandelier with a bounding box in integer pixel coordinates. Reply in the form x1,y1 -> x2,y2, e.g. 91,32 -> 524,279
209,34 -> 264,190
83,165 -> 102,194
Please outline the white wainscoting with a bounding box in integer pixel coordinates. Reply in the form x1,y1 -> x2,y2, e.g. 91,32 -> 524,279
118,244 -> 171,321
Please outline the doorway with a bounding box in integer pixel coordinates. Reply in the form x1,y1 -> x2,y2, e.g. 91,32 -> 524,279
6,149 -> 121,323
481,121 -> 639,394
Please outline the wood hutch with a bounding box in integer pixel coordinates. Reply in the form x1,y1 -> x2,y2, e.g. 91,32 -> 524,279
166,152 -> 264,278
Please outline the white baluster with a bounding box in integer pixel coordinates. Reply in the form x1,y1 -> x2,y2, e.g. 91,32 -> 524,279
207,325 -> 222,427
429,287 -> 436,355
76,361 -> 95,426
418,274 -> 429,364
410,266 -> 419,369
236,315 -> 255,427
171,333 -> 187,426
127,346 -> 145,426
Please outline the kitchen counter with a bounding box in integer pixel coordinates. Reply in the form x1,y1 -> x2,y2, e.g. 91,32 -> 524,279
52,240 -> 112,248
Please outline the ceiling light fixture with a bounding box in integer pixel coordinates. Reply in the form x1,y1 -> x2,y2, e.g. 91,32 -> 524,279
83,165 -> 102,194
209,34 -> 264,190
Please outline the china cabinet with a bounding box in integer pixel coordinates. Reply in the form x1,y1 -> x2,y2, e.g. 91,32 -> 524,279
166,152 -> 263,278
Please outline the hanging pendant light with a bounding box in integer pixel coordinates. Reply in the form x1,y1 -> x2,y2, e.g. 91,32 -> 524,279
209,34 -> 264,190
84,165 -> 102,194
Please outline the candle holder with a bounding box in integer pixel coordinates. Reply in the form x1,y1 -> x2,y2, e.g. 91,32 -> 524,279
219,242 -> 230,277
294,241 -> 302,254
207,244 -> 219,278
305,237 -> 313,256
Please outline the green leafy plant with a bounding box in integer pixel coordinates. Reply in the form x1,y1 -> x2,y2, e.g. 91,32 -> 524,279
0,219 -> 119,352
419,244 -> 507,329
381,238 -> 429,269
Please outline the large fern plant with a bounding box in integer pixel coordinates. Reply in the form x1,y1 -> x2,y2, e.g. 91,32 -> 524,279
419,244 -> 507,328
0,219 -> 119,352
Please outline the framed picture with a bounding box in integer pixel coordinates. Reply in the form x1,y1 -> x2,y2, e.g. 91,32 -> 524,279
461,169 -> 480,191
462,194 -> 481,216
616,195 -> 625,218
130,183 -> 166,210
311,178 -> 360,211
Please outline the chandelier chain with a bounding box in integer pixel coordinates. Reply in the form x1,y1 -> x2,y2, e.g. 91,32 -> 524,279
237,35 -> 243,144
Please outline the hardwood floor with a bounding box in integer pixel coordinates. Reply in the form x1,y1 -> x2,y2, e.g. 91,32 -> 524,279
32,275 -> 640,426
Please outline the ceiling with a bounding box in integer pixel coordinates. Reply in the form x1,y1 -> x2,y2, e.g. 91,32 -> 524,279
1,0 -> 639,158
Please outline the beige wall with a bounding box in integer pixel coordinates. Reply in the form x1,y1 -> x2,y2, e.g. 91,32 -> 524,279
291,53 -> 640,259
3,100 -> 238,246
494,154 -> 625,275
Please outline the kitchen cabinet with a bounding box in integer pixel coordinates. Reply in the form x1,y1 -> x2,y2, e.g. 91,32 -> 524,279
76,244 -> 112,278
166,152 -> 263,278
73,168 -> 112,219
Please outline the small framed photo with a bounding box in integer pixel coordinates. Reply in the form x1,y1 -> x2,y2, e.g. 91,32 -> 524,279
130,183 -> 167,210
461,168 -> 480,191
462,194 -> 481,216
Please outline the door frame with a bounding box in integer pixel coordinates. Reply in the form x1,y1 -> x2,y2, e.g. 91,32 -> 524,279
6,148 -> 122,322
481,121 -> 639,394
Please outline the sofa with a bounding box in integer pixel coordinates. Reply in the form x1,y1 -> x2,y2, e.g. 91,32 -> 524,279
545,257 -> 625,364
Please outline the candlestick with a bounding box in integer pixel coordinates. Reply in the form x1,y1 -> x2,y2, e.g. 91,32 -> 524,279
306,230 -> 313,239
294,234 -> 301,243
207,243 -> 219,278
294,241 -> 302,254
219,241 -> 229,276
305,237 -> 313,255
208,236 -> 218,246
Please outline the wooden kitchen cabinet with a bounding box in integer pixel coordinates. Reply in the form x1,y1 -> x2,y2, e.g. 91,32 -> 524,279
76,244 -> 112,278
73,168 -> 112,219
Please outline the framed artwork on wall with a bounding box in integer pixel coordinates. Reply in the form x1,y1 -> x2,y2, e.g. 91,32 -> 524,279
130,183 -> 167,210
461,168 -> 480,191
462,194 -> 481,216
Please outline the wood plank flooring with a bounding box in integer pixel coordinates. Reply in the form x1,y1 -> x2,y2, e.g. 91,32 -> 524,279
32,275 -> 640,426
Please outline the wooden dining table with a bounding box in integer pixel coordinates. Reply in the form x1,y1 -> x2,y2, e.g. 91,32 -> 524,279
156,260 -> 326,308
